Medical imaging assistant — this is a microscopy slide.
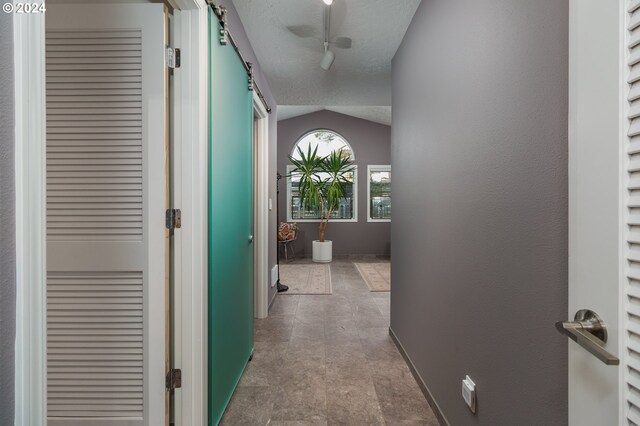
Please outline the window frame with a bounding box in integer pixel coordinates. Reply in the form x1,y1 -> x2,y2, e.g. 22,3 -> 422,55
290,129 -> 356,162
367,165 -> 392,223
286,129 -> 358,223
286,164 -> 359,223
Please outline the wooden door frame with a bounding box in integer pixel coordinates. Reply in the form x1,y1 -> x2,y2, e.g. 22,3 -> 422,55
12,1 -> 210,425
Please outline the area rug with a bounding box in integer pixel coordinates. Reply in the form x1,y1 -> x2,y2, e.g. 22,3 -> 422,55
278,264 -> 332,295
354,263 -> 391,292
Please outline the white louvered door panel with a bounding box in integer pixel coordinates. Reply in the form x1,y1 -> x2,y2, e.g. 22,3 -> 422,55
46,28 -> 143,242
46,4 -> 167,426
628,2 -> 640,424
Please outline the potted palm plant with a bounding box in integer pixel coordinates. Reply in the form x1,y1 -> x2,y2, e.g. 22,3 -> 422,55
289,145 -> 355,263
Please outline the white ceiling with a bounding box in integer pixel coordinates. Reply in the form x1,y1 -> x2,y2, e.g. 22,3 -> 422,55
278,105 -> 392,126
232,0 -> 420,112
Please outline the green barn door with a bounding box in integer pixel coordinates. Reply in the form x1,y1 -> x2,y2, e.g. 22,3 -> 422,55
208,9 -> 254,425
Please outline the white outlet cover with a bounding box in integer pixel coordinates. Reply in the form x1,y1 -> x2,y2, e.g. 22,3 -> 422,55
462,375 -> 476,413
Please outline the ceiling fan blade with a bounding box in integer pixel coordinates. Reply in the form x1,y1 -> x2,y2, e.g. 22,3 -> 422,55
332,37 -> 352,49
286,25 -> 318,38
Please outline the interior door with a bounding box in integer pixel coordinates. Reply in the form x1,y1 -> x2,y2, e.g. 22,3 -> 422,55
566,0 -> 621,424
208,9 -> 255,426
45,4 -> 168,425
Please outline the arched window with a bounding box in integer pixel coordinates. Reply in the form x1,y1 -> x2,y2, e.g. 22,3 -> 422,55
287,130 -> 358,222
290,130 -> 355,161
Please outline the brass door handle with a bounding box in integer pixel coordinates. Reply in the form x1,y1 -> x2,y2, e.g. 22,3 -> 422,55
555,309 -> 619,366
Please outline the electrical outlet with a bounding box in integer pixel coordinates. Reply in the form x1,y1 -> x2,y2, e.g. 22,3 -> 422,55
462,375 -> 476,413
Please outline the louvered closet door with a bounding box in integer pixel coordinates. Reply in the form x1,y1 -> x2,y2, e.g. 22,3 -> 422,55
45,4 -> 167,426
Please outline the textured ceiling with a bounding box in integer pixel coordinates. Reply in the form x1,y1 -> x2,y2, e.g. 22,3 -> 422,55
232,0 -> 421,106
278,106 -> 325,121
278,105 -> 392,126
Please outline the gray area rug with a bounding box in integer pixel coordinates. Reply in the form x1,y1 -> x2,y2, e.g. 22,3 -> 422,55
278,264 -> 332,295
354,263 -> 391,292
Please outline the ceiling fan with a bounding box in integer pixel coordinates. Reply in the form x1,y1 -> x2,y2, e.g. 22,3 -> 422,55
286,0 -> 352,70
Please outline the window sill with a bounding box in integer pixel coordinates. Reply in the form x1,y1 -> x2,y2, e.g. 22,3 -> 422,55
287,218 -> 358,223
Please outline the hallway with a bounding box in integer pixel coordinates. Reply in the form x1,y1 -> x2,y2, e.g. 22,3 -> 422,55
3,0 -> 585,424
221,260 -> 438,425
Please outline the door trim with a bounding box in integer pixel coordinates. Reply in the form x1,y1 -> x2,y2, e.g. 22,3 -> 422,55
254,91 -> 270,319
12,2 -> 209,425
13,10 -> 47,426
171,3 -> 209,426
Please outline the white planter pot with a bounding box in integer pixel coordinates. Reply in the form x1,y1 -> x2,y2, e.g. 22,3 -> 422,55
312,240 -> 333,263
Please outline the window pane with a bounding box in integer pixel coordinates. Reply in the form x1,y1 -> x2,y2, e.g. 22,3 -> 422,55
290,170 -> 355,220
370,170 -> 391,220
291,131 -> 353,161
288,130 -> 356,221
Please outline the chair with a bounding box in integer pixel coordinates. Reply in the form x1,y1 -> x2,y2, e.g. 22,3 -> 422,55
278,222 -> 298,263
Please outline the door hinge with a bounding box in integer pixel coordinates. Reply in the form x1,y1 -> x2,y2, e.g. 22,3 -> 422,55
166,368 -> 182,391
166,47 -> 181,69
166,208 -> 181,230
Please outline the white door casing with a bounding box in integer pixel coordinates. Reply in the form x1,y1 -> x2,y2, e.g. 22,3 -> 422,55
254,91 -> 270,319
14,7 -> 47,426
568,0 -> 622,424
169,3 -> 209,426
45,4 -> 167,425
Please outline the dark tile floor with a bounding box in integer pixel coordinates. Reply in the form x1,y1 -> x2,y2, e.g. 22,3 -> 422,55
221,259 -> 438,426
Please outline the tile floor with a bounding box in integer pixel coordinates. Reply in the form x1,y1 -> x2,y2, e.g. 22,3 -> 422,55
220,259 -> 439,425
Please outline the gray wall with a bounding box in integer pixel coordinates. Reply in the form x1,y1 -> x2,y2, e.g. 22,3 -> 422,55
219,0 -> 279,305
0,12 -> 16,425
391,0 -> 568,425
277,110 -> 391,257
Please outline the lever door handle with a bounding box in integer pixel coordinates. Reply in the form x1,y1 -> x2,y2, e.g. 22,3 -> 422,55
555,309 -> 619,366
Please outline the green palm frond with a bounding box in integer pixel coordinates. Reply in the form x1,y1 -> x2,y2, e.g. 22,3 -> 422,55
320,150 -> 354,211
288,145 -> 325,211
288,145 -> 354,221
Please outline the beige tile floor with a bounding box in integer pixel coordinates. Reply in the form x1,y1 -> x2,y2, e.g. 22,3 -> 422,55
220,259 -> 438,426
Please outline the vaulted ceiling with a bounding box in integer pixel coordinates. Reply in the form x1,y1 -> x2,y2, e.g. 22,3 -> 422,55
278,105 -> 392,125
232,0 -> 420,125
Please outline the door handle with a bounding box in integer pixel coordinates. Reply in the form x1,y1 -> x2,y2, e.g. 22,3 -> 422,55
555,309 -> 619,366
249,235 -> 254,243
